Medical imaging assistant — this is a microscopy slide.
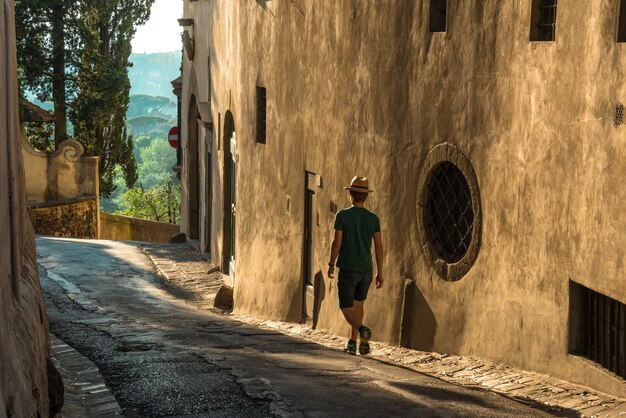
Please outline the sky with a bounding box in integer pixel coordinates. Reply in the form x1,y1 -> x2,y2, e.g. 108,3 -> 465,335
131,0 -> 183,54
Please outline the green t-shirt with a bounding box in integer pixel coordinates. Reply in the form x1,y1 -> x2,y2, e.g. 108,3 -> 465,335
334,206 -> 380,271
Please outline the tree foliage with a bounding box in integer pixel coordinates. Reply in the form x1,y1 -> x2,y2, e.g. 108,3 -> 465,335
15,0 -> 79,144
72,0 -> 154,196
25,121 -> 55,152
121,176 -> 181,224
15,0 -> 155,197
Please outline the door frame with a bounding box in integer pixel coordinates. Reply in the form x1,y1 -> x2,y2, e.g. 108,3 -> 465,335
222,111 -> 236,284
303,171 -> 317,320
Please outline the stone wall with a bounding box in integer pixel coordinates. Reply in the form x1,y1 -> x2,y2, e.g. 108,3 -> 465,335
29,197 -> 99,239
21,115 -> 99,239
100,212 -> 180,243
181,1 -> 626,397
1,0 -> 51,415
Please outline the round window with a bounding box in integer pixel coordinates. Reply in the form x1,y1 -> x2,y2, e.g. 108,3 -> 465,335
417,144 -> 481,281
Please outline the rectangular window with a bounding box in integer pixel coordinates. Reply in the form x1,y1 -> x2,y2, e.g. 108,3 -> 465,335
530,0 -> 557,42
570,281 -> 626,379
429,0 -> 447,33
618,0 -> 626,42
256,86 -> 267,144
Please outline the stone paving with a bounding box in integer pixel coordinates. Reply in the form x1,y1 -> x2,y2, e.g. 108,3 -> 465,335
51,334 -> 122,417
140,242 -> 626,418
49,241 -> 626,417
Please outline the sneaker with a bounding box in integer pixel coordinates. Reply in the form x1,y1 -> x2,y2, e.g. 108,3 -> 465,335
358,325 -> 371,355
344,339 -> 357,355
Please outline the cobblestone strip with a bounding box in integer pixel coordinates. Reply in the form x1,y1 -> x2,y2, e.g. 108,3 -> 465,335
241,318 -> 626,418
51,334 -> 122,417
140,243 -> 223,309
140,243 -> 626,418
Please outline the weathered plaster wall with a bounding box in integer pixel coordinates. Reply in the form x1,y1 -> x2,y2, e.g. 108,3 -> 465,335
29,198 -> 99,239
182,0 -> 626,396
1,0 -> 51,415
100,212 -> 180,243
21,134 -> 100,239
22,138 -> 99,203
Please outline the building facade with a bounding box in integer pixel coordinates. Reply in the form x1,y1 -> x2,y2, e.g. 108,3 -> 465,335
1,0 -> 52,415
179,0 -> 626,396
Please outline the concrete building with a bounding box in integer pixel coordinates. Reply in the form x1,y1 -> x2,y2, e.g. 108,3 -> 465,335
1,0 -> 53,415
179,1 -> 626,396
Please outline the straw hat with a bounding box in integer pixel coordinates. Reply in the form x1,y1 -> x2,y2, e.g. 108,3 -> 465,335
344,176 -> 373,193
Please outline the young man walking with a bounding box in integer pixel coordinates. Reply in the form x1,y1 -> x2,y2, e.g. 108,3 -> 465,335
328,176 -> 384,355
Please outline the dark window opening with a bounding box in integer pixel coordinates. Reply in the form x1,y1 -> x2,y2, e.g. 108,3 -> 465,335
256,86 -> 267,144
429,0 -> 447,33
423,162 -> 473,264
619,0 -> 626,42
615,103 -> 624,127
530,0 -> 557,42
570,281 -> 626,379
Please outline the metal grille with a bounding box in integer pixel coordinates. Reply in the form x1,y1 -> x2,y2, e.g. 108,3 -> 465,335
615,103 -> 624,127
424,162 -> 474,264
581,286 -> 626,379
537,0 -> 557,41
256,86 -> 267,144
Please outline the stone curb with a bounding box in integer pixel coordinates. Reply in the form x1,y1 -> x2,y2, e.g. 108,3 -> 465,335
50,334 -> 122,417
141,242 -> 626,418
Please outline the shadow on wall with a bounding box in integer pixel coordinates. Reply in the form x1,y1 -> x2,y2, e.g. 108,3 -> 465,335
400,279 -> 437,350
312,271 -> 326,329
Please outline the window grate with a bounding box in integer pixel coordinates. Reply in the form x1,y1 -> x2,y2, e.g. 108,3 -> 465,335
424,162 -> 474,263
530,0 -> 557,42
256,86 -> 267,144
578,284 -> 626,379
615,103 -> 624,127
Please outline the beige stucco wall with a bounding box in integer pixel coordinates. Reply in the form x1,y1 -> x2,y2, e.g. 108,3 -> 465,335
1,0 -> 51,415
21,137 -> 99,203
181,0 -> 626,396
100,211 -> 180,243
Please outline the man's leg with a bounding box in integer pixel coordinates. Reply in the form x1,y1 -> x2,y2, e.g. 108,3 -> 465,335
350,300 -> 364,340
340,306 -> 362,334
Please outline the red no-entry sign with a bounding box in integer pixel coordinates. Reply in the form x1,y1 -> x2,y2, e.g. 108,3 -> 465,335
168,127 -> 179,149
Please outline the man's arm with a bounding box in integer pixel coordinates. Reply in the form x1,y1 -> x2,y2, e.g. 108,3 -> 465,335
328,229 -> 342,278
374,231 -> 384,288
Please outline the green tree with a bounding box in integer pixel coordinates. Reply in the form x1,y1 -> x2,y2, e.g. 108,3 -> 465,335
137,139 -> 177,189
15,0 -> 79,145
121,176 -> 180,224
25,121 -> 55,152
71,0 -> 154,196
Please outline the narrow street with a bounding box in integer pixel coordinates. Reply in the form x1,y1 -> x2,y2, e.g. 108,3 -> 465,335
38,236 -> 551,417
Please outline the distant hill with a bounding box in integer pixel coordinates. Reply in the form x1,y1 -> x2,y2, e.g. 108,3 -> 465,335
129,52 -> 181,101
127,115 -> 174,137
127,94 -> 176,119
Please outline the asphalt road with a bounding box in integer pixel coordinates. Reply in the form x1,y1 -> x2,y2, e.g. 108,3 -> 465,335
38,236 -> 552,418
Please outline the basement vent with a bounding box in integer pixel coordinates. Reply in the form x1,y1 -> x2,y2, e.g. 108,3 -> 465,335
570,281 -> 626,379
615,103 -> 624,127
